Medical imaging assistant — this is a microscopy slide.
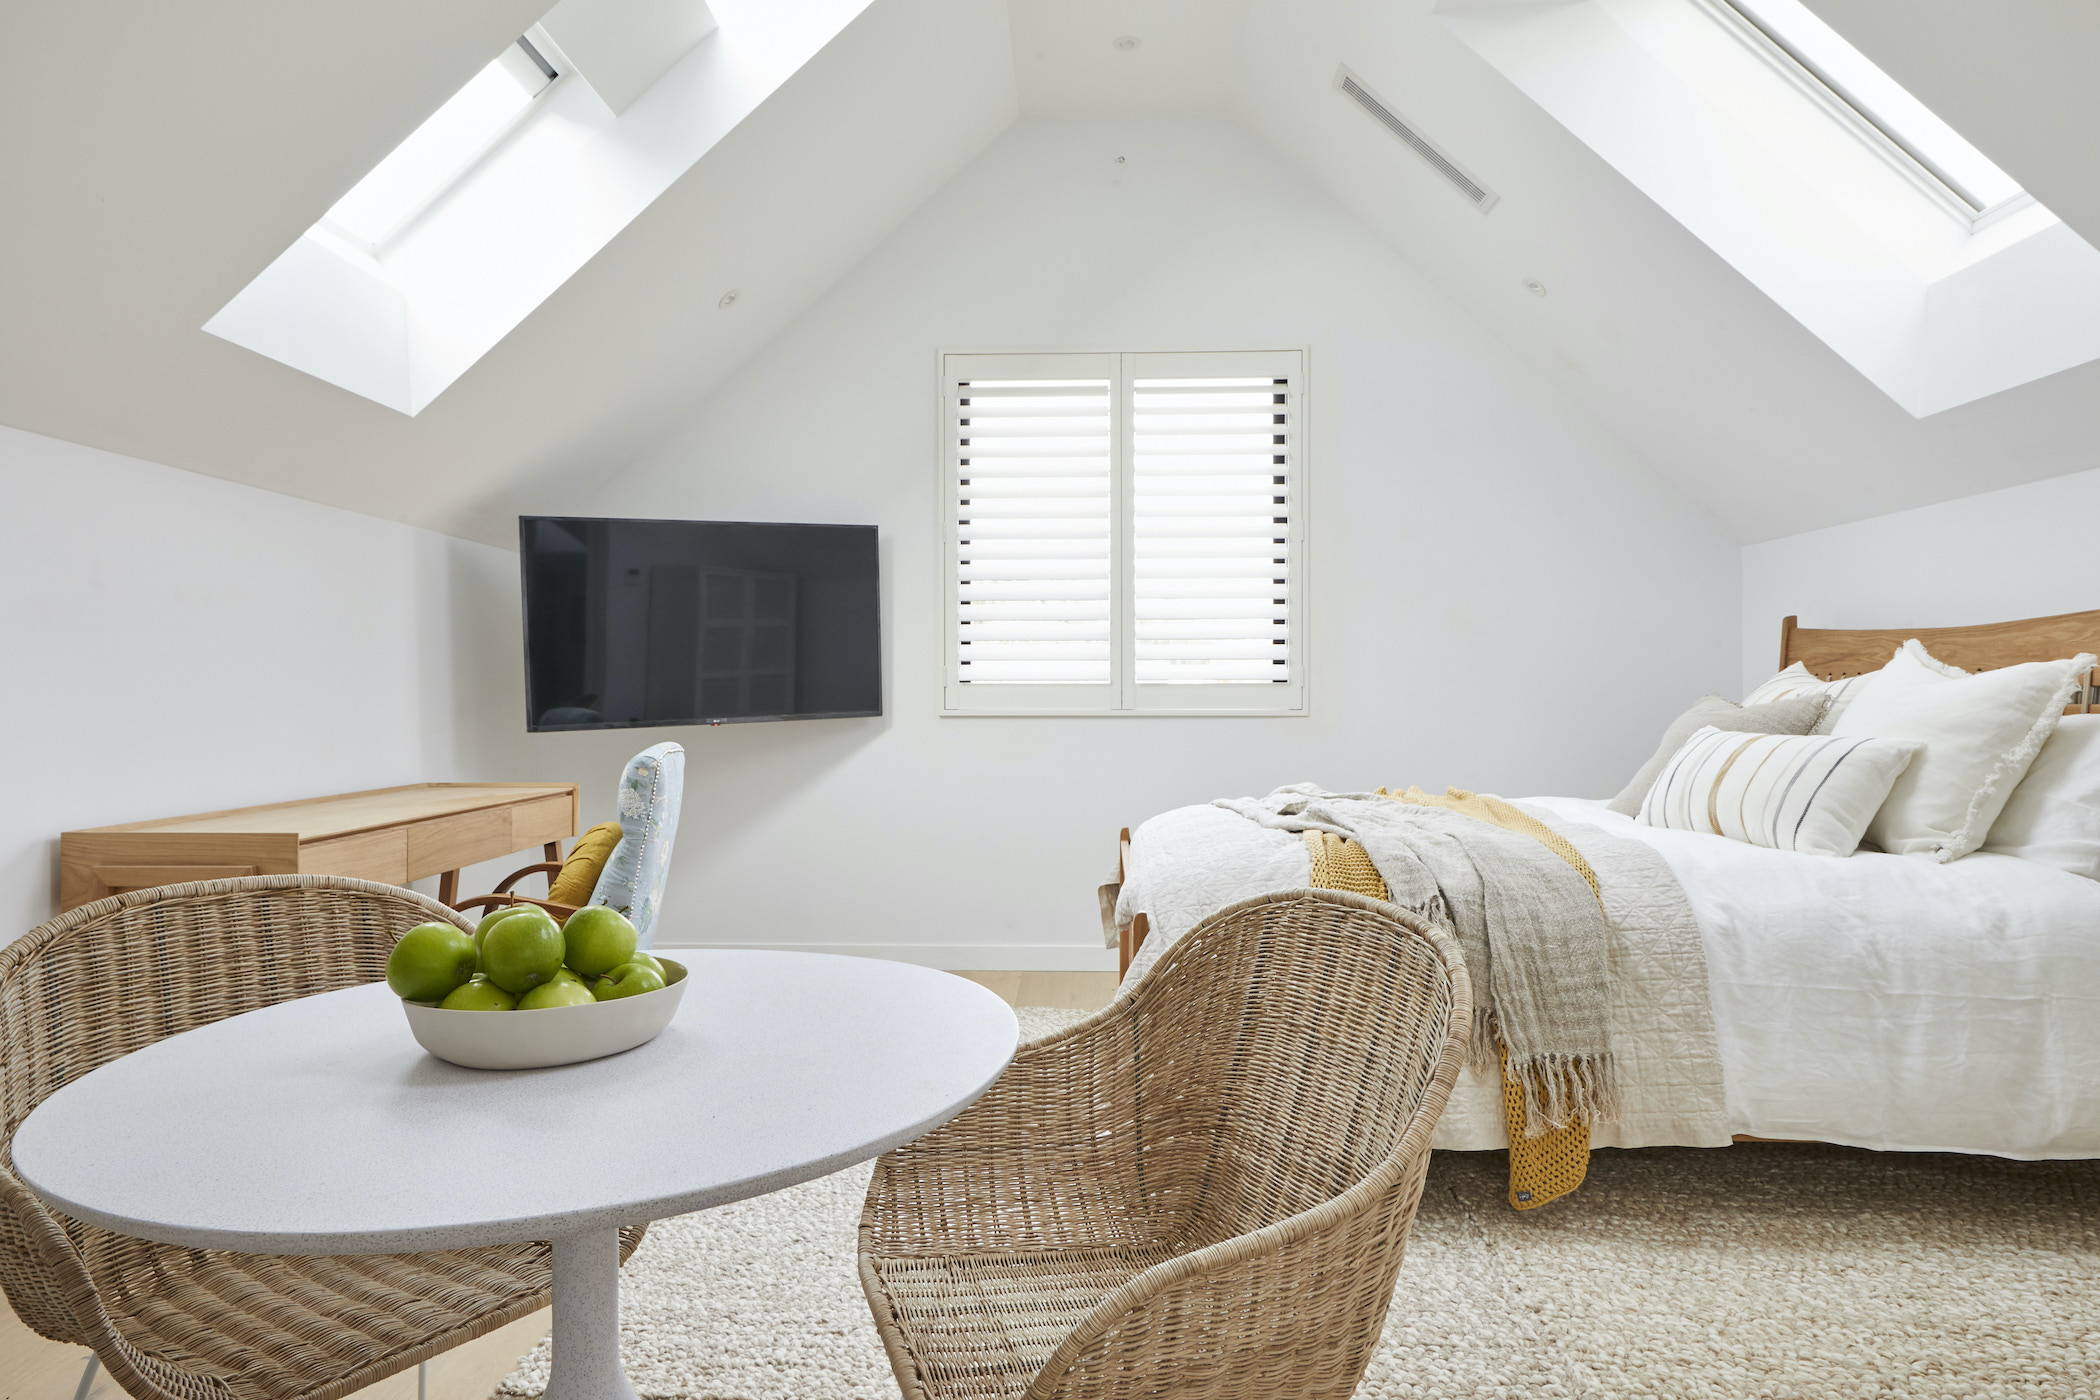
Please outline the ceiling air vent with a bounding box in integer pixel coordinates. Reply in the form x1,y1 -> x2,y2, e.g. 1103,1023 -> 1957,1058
1336,65 -> 1499,212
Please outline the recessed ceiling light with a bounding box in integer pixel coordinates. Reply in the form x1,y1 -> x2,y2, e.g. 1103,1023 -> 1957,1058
1112,35 -> 1141,51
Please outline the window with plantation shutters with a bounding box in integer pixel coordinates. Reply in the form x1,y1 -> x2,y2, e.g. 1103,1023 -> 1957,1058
942,350 -> 1306,715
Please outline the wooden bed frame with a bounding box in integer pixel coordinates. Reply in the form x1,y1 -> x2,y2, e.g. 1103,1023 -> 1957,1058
1779,609 -> 2100,705
1106,608 -> 2100,974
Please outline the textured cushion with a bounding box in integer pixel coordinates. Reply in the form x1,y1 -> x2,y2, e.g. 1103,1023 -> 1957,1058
1743,662 -> 1879,733
1983,715 -> 2100,879
547,821 -> 623,906
1831,641 -> 2096,861
1608,694 -> 1828,817
1637,726 -> 1922,857
590,742 -> 685,945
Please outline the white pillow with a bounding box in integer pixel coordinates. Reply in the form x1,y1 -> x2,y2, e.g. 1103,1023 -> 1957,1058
1982,714 -> 2100,879
1743,662 -> 1877,733
1637,726 -> 1922,857
1830,640 -> 2096,861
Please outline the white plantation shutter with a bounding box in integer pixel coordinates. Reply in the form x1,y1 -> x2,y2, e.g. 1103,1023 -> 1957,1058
1130,352 -> 1298,700
942,349 -> 1306,715
946,353 -> 1118,710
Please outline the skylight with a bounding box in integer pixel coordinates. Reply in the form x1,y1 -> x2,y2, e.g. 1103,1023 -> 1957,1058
1438,0 -> 2100,417
319,37 -> 558,250
208,0 -> 900,418
1713,0 -> 2028,226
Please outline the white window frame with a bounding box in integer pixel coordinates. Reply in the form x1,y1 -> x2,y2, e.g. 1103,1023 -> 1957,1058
938,348 -> 1309,718
1696,0 -> 2034,233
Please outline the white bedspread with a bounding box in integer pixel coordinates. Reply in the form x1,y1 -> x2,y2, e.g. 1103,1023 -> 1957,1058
1118,796 -> 2100,1159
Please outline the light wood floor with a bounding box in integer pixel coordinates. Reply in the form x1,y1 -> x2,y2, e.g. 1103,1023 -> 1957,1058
949,969 -> 1119,1011
0,970 -> 1119,1400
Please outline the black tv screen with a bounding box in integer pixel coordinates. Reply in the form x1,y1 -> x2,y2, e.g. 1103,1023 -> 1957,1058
520,516 -> 881,731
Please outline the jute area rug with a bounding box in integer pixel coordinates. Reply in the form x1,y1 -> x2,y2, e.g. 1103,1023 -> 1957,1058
497,1008 -> 2100,1400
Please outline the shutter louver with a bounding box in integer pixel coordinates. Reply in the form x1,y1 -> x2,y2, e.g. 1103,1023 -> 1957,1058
1132,374 -> 1293,685
953,375 -> 1113,685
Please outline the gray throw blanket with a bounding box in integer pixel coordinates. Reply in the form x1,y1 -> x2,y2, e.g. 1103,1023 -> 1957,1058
1217,784 -> 1619,1133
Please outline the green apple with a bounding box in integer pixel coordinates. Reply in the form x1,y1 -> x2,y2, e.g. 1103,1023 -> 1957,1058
473,903 -> 542,950
518,978 -> 597,1010
592,960 -> 667,1001
479,908 -> 565,995
387,923 -> 478,1002
439,977 -> 517,1011
627,952 -> 666,980
561,906 -> 639,978
551,967 -> 586,986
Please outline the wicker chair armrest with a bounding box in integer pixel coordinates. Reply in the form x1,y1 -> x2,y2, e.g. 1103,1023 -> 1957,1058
492,863 -> 565,895
0,1166 -> 204,1400
862,997 -> 1159,1256
1018,969 -> 1471,1400
0,1164 -> 100,1345
1021,1147 -> 1437,1400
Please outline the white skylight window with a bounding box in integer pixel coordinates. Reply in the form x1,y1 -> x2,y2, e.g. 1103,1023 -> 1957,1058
1440,0 -> 2100,418
1711,0 -> 2029,227
319,37 -> 558,250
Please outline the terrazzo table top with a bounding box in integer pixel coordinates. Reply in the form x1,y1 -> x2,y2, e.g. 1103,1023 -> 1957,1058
13,949 -> 1020,1255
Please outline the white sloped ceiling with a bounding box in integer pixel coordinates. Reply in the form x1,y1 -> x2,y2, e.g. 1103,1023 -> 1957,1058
2,0 -> 2093,545
0,0 -> 1019,545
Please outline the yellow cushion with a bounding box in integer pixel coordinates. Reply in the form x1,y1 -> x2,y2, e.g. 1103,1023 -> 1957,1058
548,821 -> 623,906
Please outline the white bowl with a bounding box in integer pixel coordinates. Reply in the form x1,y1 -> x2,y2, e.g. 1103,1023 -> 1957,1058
401,959 -> 688,1070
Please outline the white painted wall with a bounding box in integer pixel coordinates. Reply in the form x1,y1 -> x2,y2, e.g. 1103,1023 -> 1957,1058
1742,465 -> 2100,690
468,117 -> 1740,966
0,425 -> 520,941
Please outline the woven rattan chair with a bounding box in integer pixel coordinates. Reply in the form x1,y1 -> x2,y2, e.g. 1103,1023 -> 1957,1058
0,875 -> 644,1400
859,888 -> 1471,1400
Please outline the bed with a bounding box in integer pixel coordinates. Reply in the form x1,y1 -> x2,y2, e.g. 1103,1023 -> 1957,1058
1103,611 -> 2100,1160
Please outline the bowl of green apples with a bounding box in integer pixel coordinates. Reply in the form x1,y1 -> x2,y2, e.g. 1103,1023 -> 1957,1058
387,905 -> 687,1070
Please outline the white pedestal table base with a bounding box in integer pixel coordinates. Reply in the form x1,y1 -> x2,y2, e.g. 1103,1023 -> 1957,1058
540,1228 -> 640,1400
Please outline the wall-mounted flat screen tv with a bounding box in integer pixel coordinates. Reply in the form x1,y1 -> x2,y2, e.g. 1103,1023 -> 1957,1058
520,516 -> 881,731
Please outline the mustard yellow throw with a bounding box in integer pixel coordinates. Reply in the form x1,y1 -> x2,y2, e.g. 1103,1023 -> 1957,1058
1302,784 -> 1603,1211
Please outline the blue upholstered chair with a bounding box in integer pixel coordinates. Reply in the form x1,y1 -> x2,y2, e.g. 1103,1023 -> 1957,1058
454,742 -> 685,945
588,742 -> 685,947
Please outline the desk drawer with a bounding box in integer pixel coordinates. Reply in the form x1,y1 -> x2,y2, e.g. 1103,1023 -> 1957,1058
511,794 -> 574,849
303,829 -> 410,885
407,808 -> 511,879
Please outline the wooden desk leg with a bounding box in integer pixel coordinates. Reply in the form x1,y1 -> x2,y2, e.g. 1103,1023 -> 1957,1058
544,842 -> 561,862
438,870 -> 459,906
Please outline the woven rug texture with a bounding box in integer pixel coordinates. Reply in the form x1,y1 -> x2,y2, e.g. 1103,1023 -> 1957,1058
495,1007 -> 2100,1400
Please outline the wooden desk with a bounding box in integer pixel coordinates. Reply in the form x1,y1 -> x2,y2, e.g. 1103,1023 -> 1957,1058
59,783 -> 578,912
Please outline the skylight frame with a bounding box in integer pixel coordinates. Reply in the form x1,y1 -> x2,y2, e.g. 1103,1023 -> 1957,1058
316,33 -> 564,255
1698,0 -> 2034,233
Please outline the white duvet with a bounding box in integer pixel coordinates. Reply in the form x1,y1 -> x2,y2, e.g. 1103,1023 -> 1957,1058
1118,796 -> 2100,1159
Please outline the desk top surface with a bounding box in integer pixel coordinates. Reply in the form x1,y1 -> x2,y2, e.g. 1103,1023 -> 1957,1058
65,783 -> 576,842
12,951 -> 1017,1254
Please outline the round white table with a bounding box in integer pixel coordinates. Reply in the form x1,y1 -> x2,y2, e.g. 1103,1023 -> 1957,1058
11,950 -> 1018,1400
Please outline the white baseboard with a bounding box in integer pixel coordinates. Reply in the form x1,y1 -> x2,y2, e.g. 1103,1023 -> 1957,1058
654,942 -> 1119,972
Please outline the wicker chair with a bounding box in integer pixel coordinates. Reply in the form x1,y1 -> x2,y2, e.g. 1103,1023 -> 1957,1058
859,889 -> 1471,1400
0,875 -> 644,1400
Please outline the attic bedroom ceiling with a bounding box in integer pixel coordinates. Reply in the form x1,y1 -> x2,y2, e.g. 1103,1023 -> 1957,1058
1,0 -> 2094,546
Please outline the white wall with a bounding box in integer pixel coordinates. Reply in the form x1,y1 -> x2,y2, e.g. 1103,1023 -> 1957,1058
1742,465 -> 2100,689
479,117 -> 1740,966
0,425 -> 519,940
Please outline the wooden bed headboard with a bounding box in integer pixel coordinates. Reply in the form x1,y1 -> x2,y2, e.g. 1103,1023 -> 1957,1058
1780,609 -> 2100,712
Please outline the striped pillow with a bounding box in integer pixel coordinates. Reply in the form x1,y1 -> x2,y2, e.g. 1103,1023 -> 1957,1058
1743,662 -> 1880,733
1637,726 -> 1922,856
